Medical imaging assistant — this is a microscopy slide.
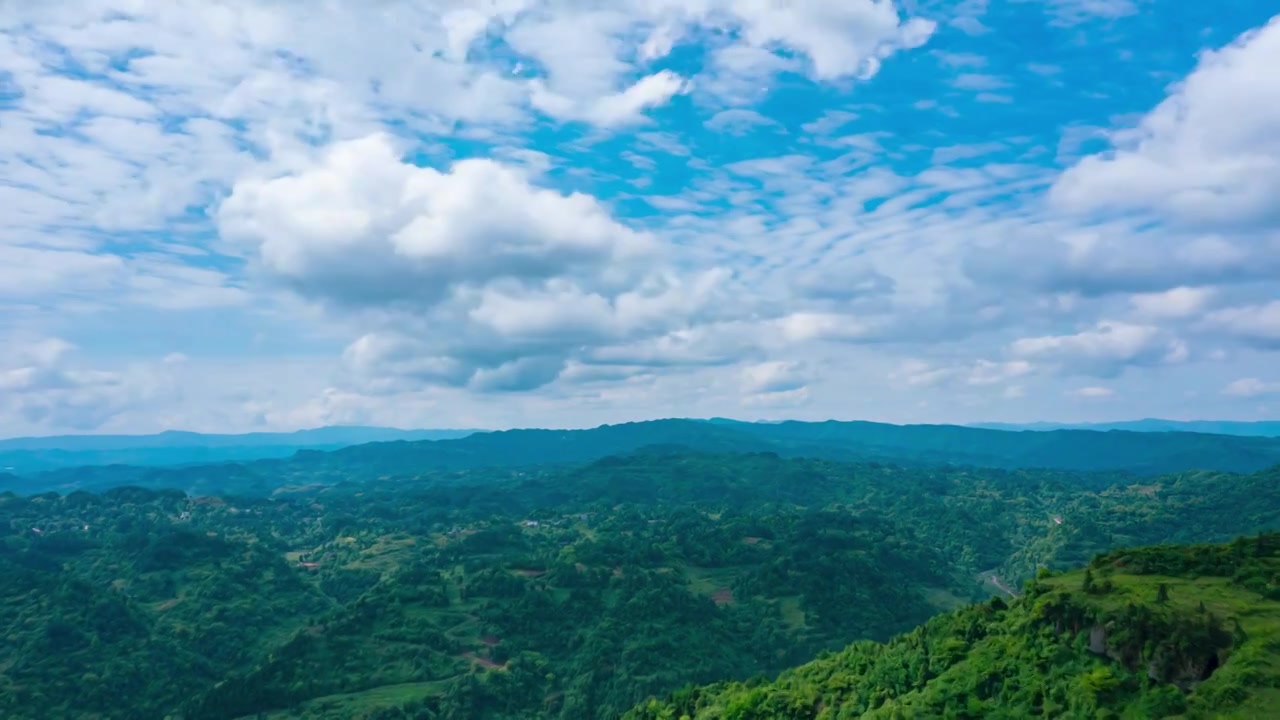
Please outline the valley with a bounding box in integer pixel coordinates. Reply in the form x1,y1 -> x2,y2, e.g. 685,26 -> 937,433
3,446 -> 1278,719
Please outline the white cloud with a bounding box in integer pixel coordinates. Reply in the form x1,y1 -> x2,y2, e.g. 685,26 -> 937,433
1201,301 -> 1280,348
974,92 -> 1013,104
530,71 -> 689,127
1222,377 -> 1280,398
741,386 -> 811,407
586,321 -> 761,368
1,0 -> 936,254
219,132 -> 756,393
0,339 -> 178,431
965,359 -> 1034,386
1129,286 -> 1214,319
931,142 -> 1006,165
218,133 -> 656,308
1041,0 -> 1140,26
890,359 -> 955,388
704,109 -> 781,136
889,358 -> 1032,390
951,73 -> 1008,91
777,312 -> 878,343
741,360 -> 809,395
1069,386 -> 1115,398
1051,17 -> 1280,228
342,333 -> 471,394
708,0 -> 936,81
1010,321 -> 1188,377
6,2 -> 1280,434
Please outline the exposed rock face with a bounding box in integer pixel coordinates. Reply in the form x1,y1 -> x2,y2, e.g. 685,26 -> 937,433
1147,652 -> 1222,689
1086,624 -> 1126,663
1088,624 -> 1107,655
1086,622 -> 1223,689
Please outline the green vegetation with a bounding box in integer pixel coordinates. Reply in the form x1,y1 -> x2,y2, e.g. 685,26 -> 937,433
627,534 -> 1280,719
1,450 -> 1277,719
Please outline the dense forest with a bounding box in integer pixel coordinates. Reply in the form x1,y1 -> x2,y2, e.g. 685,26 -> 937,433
628,535 -> 1280,719
3,448 -> 1279,719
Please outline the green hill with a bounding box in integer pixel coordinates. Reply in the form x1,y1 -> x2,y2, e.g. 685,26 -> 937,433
626,535 -> 1280,720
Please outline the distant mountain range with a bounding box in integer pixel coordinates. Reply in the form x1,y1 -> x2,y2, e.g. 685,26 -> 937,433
0,426 -> 477,474
10,418 -> 1280,496
969,419 -> 1280,436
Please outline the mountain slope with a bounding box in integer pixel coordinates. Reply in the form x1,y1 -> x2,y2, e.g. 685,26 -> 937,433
210,418 -> 1280,476
626,535 -> 1280,720
3,453 -> 1279,719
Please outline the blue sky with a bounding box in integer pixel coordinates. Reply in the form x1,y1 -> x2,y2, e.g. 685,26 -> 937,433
2,0 -> 1279,435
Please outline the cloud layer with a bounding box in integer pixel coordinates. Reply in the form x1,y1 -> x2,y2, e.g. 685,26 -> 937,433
2,2 -> 1280,433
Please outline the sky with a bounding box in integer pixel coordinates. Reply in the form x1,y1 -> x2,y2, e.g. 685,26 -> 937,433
2,0 -> 1280,435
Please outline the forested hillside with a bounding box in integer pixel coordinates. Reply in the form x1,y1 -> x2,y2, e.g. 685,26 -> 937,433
3,451 -> 1278,719
14,418 -> 1280,497
628,535 -> 1280,719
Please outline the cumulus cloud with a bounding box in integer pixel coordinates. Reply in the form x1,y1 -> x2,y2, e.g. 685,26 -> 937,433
221,133 -> 752,393
699,0 -> 937,81
1052,17 -> 1280,228
7,1 -> 1280,434
219,133 -> 655,307
964,18 -> 1280,308
1010,321 -> 1188,377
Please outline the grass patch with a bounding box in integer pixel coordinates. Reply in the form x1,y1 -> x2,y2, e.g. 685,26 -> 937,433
778,596 -> 806,630
247,680 -> 456,719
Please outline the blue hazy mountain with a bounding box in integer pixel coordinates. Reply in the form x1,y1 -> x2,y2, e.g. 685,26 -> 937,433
0,426 -> 477,474
12,418 -> 1280,495
970,419 -> 1280,437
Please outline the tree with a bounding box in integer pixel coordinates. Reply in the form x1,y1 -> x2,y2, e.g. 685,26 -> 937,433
1156,583 -> 1170,603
